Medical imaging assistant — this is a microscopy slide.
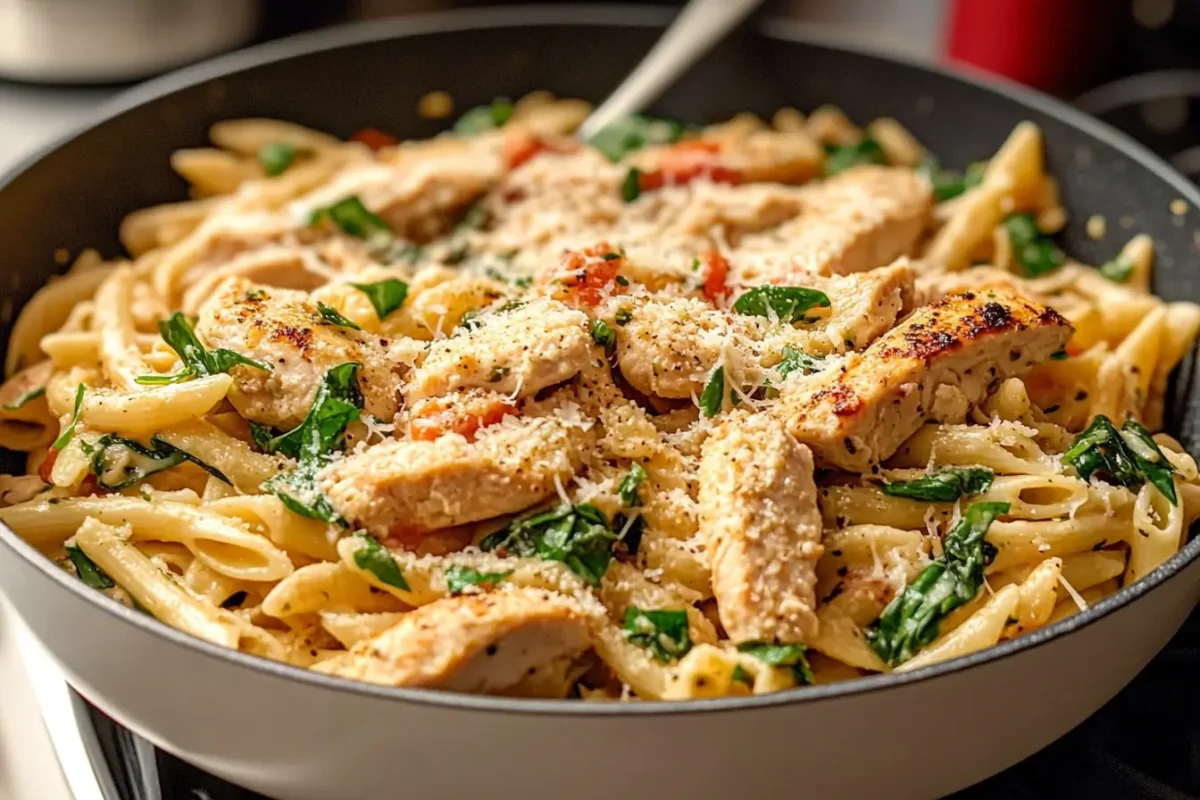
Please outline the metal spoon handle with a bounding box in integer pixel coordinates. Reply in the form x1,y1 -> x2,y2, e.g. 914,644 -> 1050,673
577,0 -> 765,140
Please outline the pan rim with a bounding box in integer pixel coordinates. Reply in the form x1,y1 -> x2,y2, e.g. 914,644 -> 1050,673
1,3 -> 1198,718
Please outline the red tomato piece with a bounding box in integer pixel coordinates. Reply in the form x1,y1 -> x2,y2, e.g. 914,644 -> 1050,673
409,398 -> 518,442
350,127 -> 399,150
550,243 -> 627,307
701,251 -> 732,305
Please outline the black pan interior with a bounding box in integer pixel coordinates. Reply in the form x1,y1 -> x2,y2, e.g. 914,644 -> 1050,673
0,7 -> 1197,454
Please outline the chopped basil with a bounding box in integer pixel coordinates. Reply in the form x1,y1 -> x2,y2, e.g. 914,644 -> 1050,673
823,138 -> 887,176
1065,415 -> 1176,504
732,286 -> 831,323
699,366 -> 725,418
85,434 -> 231,491
352,532 -> 409,590
1099,252 -> 1134,283
453,98 -> 514,134
316,302 -> 363,331
621,168 -> 642,202
732,664 -> 753,685
590,319 -> 616,349
867,501 -> 1009,666
1050,349 -> 1069,360
479,503 -> 619,586
444,565 -> 513,596
309,195 -> 392,243
1004,213 -> 1064,277
65,545 -> 113,590
487,366 -> 510,383
623,607 -> 691,662
613,511 -> 645,556
136,312 -> 270,385
258,141 -> 295,176
881,467 -> 995,502
915,156 -> 985,202
614,308 -> 633,326
589,114 -> 687,162
52,384 -> 86,450
619,462 -> 647,508
3,385 -> 44,413
776,346 -> 825,379
349,279 -> 408,319
737,642 -> 814,685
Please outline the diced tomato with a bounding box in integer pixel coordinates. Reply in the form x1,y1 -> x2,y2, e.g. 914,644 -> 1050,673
77,475 -> 102,497
546,243 -> 627,308
1065,340 -> 1085,357
350,127 -> 399,151
37,448 -> 57,483
639,139 -> 742,192
409,398 -> 518,442
502,130 -> 550,170
701,251 -> 732,306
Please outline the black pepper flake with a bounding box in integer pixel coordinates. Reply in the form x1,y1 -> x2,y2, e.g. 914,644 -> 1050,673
1075,390 -> 1089,401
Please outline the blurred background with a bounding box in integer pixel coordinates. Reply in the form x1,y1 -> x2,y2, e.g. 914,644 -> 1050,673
2,0 -> 1200,178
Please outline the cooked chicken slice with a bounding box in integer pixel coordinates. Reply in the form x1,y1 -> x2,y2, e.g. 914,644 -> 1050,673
699,412 -> 823,645
315,588 -> 591,694
737,166 -> 932,281
318,392 -> 590,535
404,297 -> 592,401
777,292 -> 1073,471
807,260 -> 916,351
194,277 -> 404,430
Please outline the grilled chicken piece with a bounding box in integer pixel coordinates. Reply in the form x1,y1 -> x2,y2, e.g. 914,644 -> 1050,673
808,260 -> 916,351
194,277 -> 404,430
318,393 -> 590,535
699,412 -> 823,644
777,292 -> 1073,471
404,297 -> 592,402
737,166 -> 932,280
315,588 -> 591,694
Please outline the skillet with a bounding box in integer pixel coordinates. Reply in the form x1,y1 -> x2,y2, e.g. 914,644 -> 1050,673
0,6 -> 1197,799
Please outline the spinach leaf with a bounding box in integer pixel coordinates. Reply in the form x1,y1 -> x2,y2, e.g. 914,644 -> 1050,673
882,468 -> 995,502
479,503 -> 619,586
590,319 -> 616,349
350,279 -> 409,319
732,286 -> 831,323
1050,349 -> 1069,360
309,195 -> 392,243
737,642 -> 814,685
867,501 -> 1009,666
52,384 -> 86,450
445,565 -> 513,596
261,468 -> 345,525
619,462 -> 647,508
589,114 -> 687,162
352,531 -> 409,590
699,366 -> 725,418
1004,213 -> 1064,277
614,308 -> 633,326
258,142 -> 295,176
3,386 -> 44,411
621,168 -> 642,202
1099,252 -> 1134,283
65,544 -> 114,590
85,434 -> 231,491
623,607 -> 691,662
1120,419 -> 1178,504
453,98 -> 514,134
613,511 -> 646,556
136,312 -> 270,385
316,302 -> 363,331
915,157 -> 986,202
1063,415 -> 1145,493
776,346 -> 825,379
823,138 -> 886,176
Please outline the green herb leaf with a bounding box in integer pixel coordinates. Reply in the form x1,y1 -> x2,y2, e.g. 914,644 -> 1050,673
732,286 -> 832,323
590,319 -> 616,349
309,195 -> 391,242
479,503 -> 619,586
1004,213 -> 1064,277
699,366 -> 725,418
137,312 -> 271,385
614,308 -> 633,326
732,664 -> 752,685
823,138 -> 887,176
86,434 -> 231,491
453,98 -> 514,134
1099,252 -> 1134,283
3,386 -> 45,411
261,468 -> 344,524
623,607 -> 691,662
963,161 -> 987,190
613,511 -> 645,556
316,302 -> 363,331
1064,414 -> 1144,493
589,114 -> 687,162
881,468 -> 995,502
737,641 -> 814,685
65,545 -> 113,590
258,141 -> 296,176
916,157 -> 967,203
349,279 -> 408,320
867,501 -> 1009,666
52,384 -> 86,450
621,167 -> 642,203
1120,419 -> 1178,504
352,532 -> 409,590
444,565 -> 513,595
776,346 -> 825,379
1050,348 -> 1069,360
619,462 -> 647,508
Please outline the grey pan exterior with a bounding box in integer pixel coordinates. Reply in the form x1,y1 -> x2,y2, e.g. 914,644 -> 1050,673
0,6 -> 1198,799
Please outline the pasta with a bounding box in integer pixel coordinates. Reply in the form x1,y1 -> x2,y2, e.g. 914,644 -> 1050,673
0,94 -> 1196,701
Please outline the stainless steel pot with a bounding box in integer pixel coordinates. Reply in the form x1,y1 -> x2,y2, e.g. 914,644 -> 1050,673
0,6 -> 1197,799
